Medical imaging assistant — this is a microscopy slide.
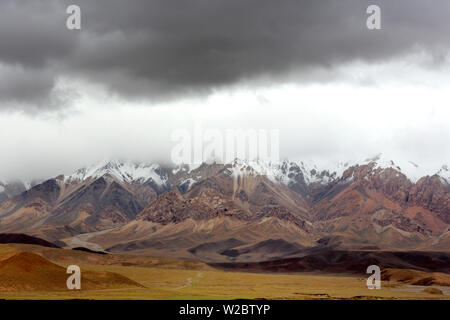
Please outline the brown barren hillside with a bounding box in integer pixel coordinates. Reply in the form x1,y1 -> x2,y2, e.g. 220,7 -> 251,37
0,248 -> 143,291
381,268 -> 450,286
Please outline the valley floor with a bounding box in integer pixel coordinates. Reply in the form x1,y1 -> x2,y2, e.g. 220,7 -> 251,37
0,245 -> 449,300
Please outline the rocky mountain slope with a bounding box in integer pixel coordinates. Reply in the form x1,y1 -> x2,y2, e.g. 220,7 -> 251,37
0,154 -> 448,261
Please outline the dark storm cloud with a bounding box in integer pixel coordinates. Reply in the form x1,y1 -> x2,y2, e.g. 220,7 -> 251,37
0,0 -> 449,111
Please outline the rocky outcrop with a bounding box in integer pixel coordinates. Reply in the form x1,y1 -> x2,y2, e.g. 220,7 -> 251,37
408,175 -> 450,223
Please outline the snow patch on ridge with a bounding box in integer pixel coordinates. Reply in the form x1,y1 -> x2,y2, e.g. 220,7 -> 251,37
226,158 -> 352,186
228,159 -> 283,183
65,160 -> 169,186
225,155 -> 448,186
294,160 -> 352,185
63,155 -> 450,189
362,153 -> 431,183
172,163 -> 202,175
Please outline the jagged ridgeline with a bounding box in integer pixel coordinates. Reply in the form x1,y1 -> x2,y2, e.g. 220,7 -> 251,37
0,154 -> 448,262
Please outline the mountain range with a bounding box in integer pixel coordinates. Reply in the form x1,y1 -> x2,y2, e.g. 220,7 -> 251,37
0,154 -> 448,262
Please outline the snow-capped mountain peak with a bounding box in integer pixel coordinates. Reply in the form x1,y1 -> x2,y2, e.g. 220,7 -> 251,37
62,155 -> 449,190
65,160 -> 169,186
223,154 -> 448,186
362,153 -> 432,183
225,158 -> 352,186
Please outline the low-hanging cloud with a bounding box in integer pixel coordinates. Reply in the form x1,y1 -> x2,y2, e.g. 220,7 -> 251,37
1,82 -> 449,181
0,0 -> 450,112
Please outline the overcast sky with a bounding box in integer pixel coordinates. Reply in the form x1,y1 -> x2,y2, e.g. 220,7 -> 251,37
0,0 -> 449,180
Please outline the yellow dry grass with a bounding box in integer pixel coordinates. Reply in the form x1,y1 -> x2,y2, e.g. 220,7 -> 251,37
0,245 -> 449,300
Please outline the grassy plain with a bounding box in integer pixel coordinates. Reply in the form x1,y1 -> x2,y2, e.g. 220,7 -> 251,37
0,244 -> 448,300
2,264 -> 449,300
